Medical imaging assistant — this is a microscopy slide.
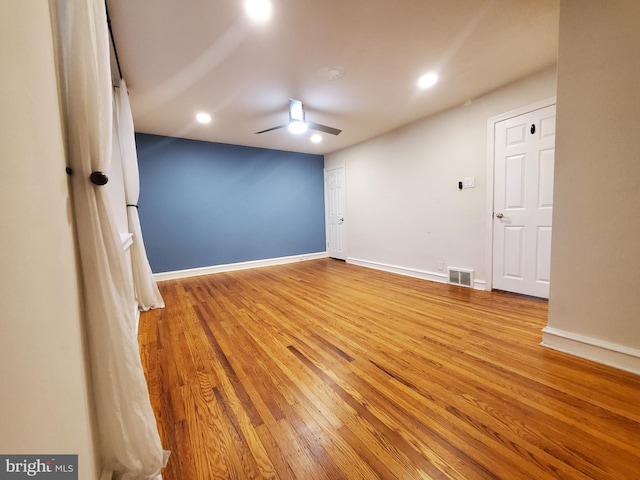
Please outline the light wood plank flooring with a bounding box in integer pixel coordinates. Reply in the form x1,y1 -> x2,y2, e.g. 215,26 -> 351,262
139,258 -> 640,479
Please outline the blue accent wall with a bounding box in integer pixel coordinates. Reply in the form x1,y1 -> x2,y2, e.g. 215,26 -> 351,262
135,133 -> 326,273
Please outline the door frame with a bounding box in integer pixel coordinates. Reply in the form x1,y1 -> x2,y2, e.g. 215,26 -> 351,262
484,97 -> 556,292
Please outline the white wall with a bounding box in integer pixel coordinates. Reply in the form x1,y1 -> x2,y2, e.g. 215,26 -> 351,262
325,67 -> 557,286
0,2 -> 101,478
543,0 -> 640,373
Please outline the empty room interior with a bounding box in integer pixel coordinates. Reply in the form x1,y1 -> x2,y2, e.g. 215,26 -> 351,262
2,1 -> 640,479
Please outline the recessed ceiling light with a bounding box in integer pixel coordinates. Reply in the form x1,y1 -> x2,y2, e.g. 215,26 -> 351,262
288,120 -> 308,134
311,134 -> 322,143
196,112 -> 212,124
418,72 -> 438,89
244,0 -> 272,22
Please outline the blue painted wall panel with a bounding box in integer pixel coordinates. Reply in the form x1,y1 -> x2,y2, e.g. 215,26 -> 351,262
136,133 -> 326,273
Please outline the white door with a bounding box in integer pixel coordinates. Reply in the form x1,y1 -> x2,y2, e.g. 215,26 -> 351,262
493,104 -> 556,298
325,166 -> 346,260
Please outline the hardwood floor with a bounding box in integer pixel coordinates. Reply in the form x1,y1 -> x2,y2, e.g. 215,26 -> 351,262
139,258 -> 640,479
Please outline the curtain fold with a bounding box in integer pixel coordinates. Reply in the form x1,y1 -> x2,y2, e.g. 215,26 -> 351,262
115,80 -> 165,311
50,1 -> 168,478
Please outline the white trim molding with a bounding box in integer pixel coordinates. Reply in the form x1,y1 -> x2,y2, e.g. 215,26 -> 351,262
541,326 -> 640,375
348,257 -> 486,290
153,252 -> 328,282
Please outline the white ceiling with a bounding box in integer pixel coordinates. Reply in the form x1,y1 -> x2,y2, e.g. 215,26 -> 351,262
106,0 -> 559,155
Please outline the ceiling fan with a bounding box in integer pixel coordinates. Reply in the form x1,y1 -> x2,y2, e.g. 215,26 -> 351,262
255,99 -> 342,136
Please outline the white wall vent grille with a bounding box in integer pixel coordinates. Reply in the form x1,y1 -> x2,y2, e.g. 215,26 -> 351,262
448,268 -> 474,288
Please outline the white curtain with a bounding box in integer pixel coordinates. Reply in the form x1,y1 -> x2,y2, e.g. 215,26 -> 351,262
50,1 -> 168,479
115,81 -> 165,311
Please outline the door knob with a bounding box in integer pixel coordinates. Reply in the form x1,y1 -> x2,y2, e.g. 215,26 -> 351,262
495,213 -> 504,219
339,218 -> 344,222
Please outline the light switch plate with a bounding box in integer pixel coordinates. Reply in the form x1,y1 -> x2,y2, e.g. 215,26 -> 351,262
463,177 -> 475,188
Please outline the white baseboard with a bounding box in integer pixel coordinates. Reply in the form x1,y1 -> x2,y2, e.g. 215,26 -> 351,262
541,326 -> 640,375
348,257 -> 447,283
347,257 -> 486,290
153,252 -> 328,282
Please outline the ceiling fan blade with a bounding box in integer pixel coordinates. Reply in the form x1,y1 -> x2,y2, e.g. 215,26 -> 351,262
257,100 -> 341,135
307,121 -> 342,136
255,123 -> 288,134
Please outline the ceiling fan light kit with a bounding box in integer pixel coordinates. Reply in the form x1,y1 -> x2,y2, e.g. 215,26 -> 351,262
255,99 -> 342,137
288,120 -> 308,134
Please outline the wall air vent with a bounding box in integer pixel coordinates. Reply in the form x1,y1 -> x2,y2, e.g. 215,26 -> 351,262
448,267 -> 474,288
